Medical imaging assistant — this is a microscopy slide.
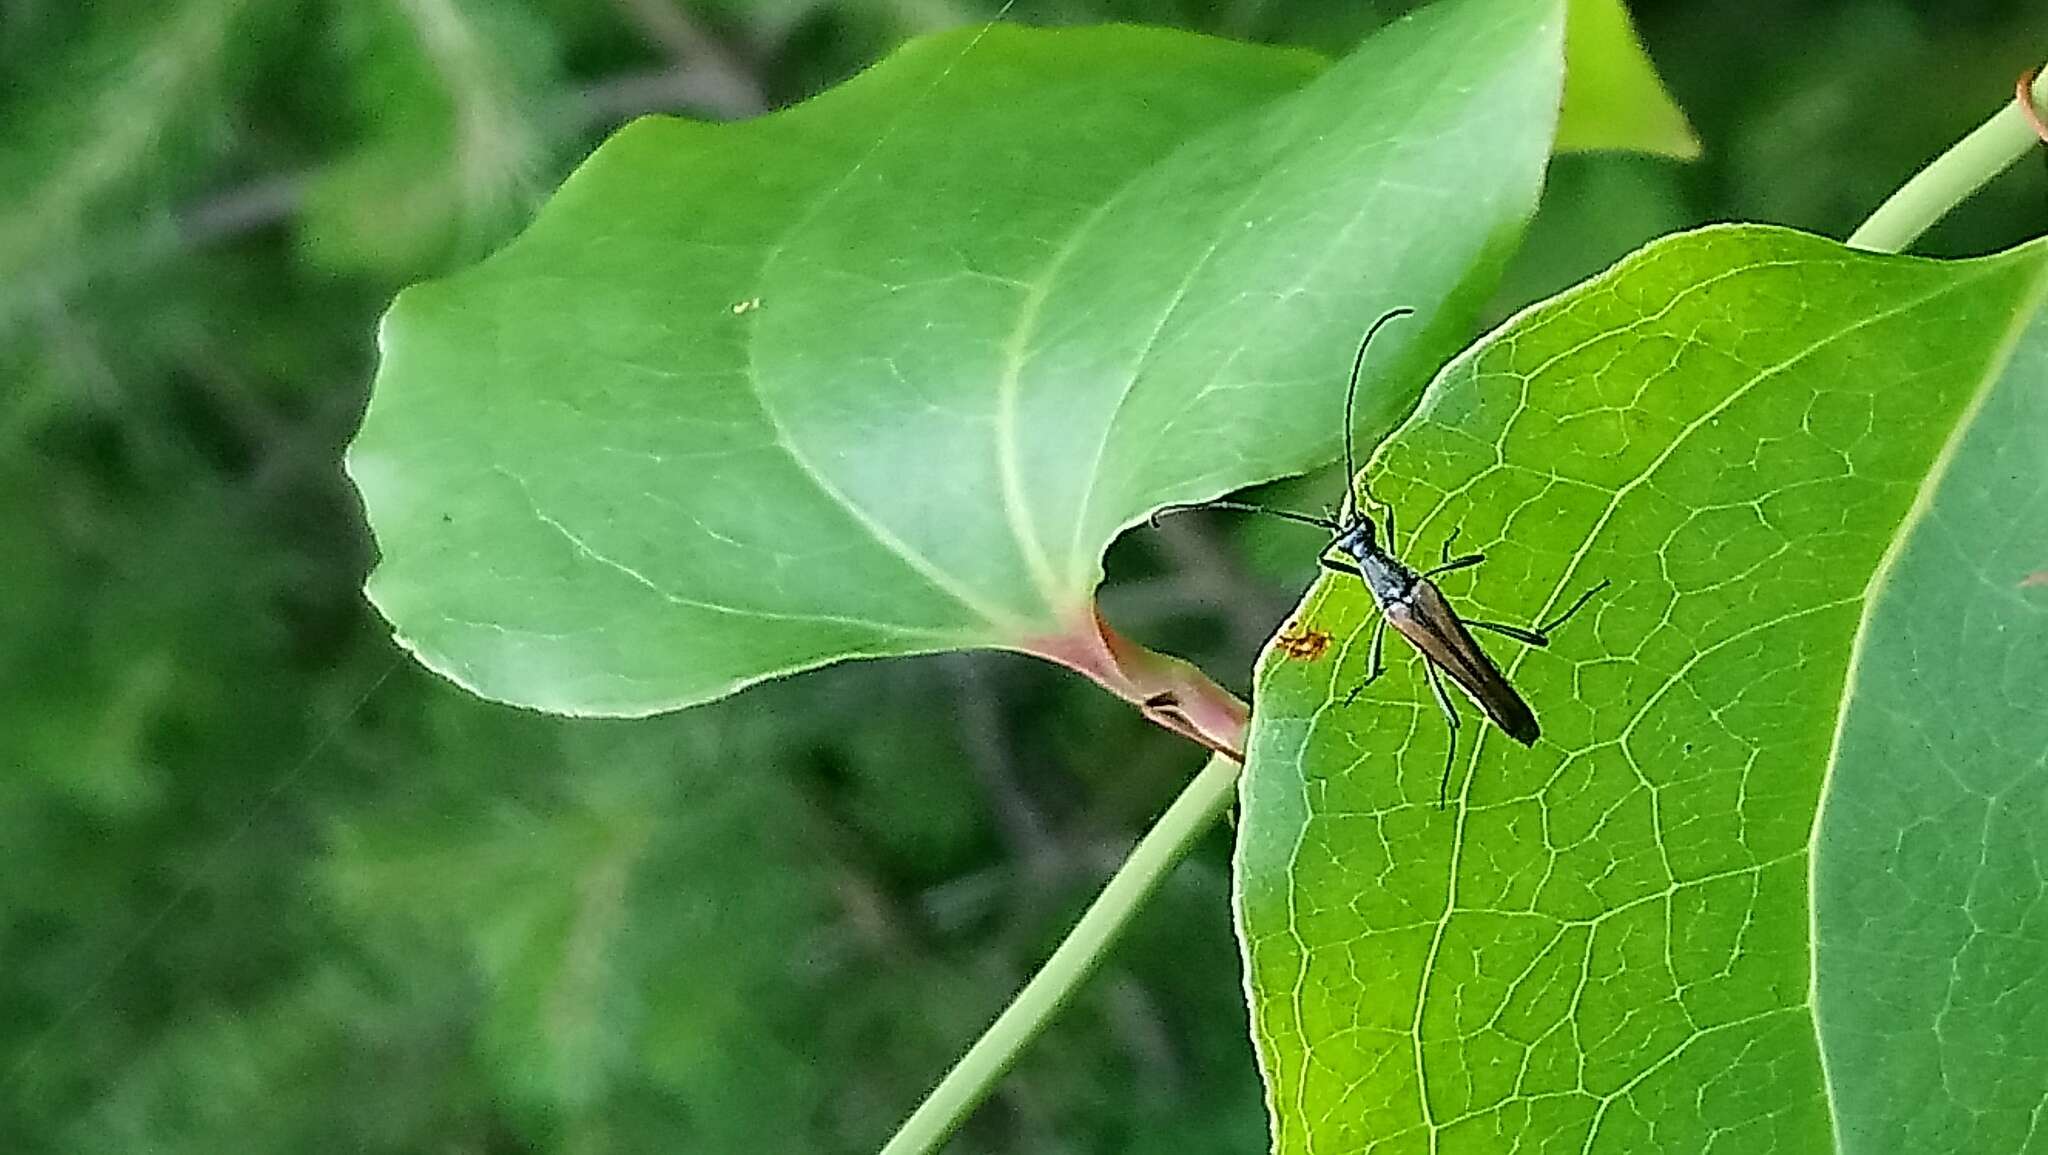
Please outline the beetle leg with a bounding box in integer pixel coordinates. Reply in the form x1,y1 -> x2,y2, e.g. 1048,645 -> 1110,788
1535,579 -> 1611,634
1341,619 -> 1389,705
1467,578 -> 1611,647
1423,660 -> 1461,808
1422,552 -> 1486,580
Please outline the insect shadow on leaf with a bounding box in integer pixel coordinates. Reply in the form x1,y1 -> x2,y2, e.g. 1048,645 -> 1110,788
1152,308 -> 1608,805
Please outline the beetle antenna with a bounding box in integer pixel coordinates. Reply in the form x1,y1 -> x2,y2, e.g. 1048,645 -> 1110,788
1343,307 -> 1415,520
1149,500 -> 1338,532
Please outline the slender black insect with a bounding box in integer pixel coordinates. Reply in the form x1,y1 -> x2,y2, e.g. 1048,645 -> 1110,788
1152,308 -> 1608,805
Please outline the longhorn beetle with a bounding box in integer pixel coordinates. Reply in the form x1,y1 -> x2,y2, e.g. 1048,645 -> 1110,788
1152,308 -> 1608,805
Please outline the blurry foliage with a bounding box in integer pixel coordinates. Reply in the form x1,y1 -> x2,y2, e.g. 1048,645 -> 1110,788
2,0 -> 2046,1152
298,0 -> 560,275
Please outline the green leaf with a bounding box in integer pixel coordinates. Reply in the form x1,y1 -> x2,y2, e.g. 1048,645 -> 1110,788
1558,0 -> 1698,159
1235,225 -> 2048,1151
348,0 -> 1567,717
1813,301 -> 2048,1147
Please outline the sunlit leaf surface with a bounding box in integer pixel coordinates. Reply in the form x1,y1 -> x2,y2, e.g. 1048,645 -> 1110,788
1236,225 -> 2048,1153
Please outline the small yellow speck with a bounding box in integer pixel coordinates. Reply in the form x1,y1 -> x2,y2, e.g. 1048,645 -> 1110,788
731,297 -> 762,315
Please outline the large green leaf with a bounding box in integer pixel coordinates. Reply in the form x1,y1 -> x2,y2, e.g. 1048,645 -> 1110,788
347,0 -> 1567,717
1235,225 -> 2048,1152
1813,303 -> 2048,1149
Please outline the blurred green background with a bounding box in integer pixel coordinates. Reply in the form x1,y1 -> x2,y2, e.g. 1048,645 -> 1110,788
4,1 -> 2046,1151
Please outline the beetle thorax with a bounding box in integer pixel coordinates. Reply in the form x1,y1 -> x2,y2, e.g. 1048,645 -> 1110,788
1332,518 -> 1416,603
1332,520 -> 1376,555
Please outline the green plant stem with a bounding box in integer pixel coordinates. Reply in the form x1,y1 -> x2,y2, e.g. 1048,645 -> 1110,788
1847,63 -> 2048,254
880,750 -> 1241,1155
